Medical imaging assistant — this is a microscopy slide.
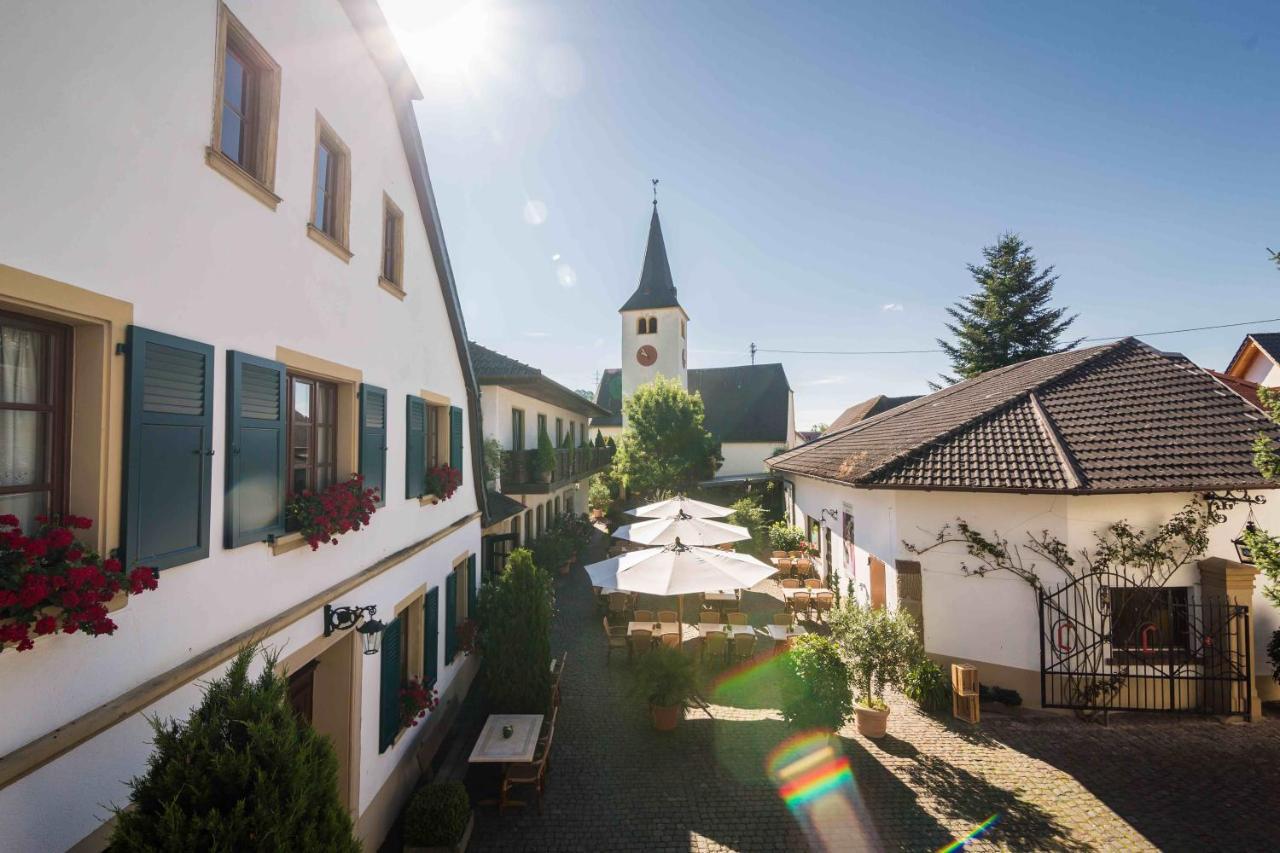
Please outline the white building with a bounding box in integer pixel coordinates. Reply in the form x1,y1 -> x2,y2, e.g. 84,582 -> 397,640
469,341 -> 614,561
771,339 -> 1280,717
592,206 -> 796,481
1224,332 -> 1280,389
0,1 -> 488,849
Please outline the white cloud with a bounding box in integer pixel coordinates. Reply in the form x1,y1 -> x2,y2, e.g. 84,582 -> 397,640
882,303 -> 904,312
522,199 -> 548,225
802,376 -> 846,387
524,331 -> 551,338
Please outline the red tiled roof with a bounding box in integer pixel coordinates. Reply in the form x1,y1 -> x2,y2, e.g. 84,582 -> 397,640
769,338 -> 1280,493
829,394 -> 920,432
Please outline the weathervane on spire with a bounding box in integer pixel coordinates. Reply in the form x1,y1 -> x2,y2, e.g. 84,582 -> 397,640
651,178 -> 659,209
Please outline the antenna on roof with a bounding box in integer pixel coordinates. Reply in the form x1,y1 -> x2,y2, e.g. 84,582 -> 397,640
750,342 -> 757,365
652,178 -> 659,209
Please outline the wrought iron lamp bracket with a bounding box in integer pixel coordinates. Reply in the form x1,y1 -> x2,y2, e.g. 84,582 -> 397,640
1202,490 -> 1266,524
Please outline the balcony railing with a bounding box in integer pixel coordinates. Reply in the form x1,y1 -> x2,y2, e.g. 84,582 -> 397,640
500,445 -> 615,494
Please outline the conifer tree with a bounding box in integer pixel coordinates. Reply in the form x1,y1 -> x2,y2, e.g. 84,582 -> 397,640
934,233 -> 1080,387
110,646 -> 359,852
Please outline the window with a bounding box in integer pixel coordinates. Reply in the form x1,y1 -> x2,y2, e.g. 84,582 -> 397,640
681,319 -> 686,338
1110,587 -> 1191,658
554,495 -> 561,517
207,4 -> 281,207
648,317 -> 658,334
512,514 -> 521,546
536,503 -> 544,537
0,311 -> 70,530
288,375 -> 338,495
380,194 -> 404,296
568,421 -> 576,448
566,494 -> 574,516
308,114 -> 352,259
426,404 -> 443,467
511,408 -> 525,451
536,413 -> 547,442
637,316 -> 658,335
636,317 -> 646,335
524,510 -> 532,541
555,417 -> 563,447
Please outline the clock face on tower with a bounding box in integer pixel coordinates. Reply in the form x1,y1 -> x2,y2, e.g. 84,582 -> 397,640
636,345 -> 657,366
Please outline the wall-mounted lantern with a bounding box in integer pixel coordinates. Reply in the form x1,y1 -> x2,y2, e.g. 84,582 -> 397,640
323,604 -> 385,655
1233,522 -> 1257,566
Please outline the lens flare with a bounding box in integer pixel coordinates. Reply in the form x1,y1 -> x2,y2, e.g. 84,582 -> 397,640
937,813 -> 1001,852
765,729 -> 880,851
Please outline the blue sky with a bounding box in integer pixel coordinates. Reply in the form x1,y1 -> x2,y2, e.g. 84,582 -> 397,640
382,0 -> 1280,428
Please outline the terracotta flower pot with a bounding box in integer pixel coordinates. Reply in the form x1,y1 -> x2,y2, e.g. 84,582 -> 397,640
854,703 -> 890,739
651,703 -> 682,731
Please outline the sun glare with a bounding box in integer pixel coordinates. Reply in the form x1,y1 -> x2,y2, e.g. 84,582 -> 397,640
397,1 -> 503,85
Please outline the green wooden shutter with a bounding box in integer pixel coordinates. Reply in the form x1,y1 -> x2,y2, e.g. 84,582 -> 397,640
467,554 -> 479,621
405,395 -> 426,499
224,351 -> 287,547
424,587 -> 439,687
378,616 -> 402,753
359,384 -> 387,507
445,570 -> 458,663
122,326 -> 214,571
449,405 -> 463,484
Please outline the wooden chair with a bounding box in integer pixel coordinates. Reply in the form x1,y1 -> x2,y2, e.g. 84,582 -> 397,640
550,652 -> 568,707
702,630 -> 727,665
657,610 -> 678,623
540,704 -> 560,739
805,578 -> 824,589
633,609 -> 654,623
774,557 -> 793,576
813,591 -> 834,621
727,611 -> 748,625
788,550 -> 803,559
607,592 -> 631,618
501,730 -> 552,814
629,629 -> 652,661
772,613 -> 792,626
731,632 -> 756,663
699,612 -> 722,624
790,592 -> 811,619
772,550 -> 788,559
660,631 -> 681,649
794,560 -> 813,580
604,618 -> 627,661
781,578 -> 800,589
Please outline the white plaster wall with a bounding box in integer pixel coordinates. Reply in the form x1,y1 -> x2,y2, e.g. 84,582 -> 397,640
620,306 -> 689,407
479,385 -> 591,451
719,442 -> 785,478
1242,355 -> 1280,388
786,475 -> 899,606
0,1 -> 483,848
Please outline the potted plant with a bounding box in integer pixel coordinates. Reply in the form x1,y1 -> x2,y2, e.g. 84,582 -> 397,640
533,427 -> 556,484
403,781 -> 473,853
767,521 -> 806,554
399,678 -> 439,729
286,475 -> 379,550
903,657 -> 951,714
588,475 -> 611,521
424,464 -> 462,502
779,634 -> 853,739
532,531 -> 573,577
829,601 -> 919,738
629,646 -> 698,731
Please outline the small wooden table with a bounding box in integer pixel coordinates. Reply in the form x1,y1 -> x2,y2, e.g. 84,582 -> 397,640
703,590 -> 739,603
469,714 -> 544,764
695,623 -> 757,639
627,621 -> 682,638
763,624 -> 808,642
780,587 -> 827,599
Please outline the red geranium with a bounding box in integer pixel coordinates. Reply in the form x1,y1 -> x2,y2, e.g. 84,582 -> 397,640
398,677 -> 439,728
424,465 -> 463,502
0,515 -> 157,654
285,475 -> 380,550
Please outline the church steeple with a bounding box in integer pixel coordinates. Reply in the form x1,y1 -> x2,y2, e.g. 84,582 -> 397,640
620,206 -> 681,312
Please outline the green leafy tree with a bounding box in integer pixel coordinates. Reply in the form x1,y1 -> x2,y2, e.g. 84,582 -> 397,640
110,646 -> 358,852
829,602 -> 920,710
475,548 -> 554,713
1243,386 -> 1280,612
611,376 -> 720,498
779,634 -> 854,731
935,233 -> 1080,387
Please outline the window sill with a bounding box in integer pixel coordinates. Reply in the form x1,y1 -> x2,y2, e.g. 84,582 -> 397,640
378,277 -> 406,300
307,224 -> 353,263
419,494 -> 442,507
270,532 -> 308,556
205,147 -> 281,210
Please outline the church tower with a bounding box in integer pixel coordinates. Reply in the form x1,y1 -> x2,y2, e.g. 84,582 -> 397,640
620,203 -> 689,422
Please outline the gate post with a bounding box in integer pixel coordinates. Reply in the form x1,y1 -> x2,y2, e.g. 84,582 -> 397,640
1198,558 -> 1260,720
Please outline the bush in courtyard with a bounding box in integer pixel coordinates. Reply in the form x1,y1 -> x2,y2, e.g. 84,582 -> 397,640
404,782 -> 471,848
109,645 -> 358,852
475,548 -> 554,714
767,522 -> 806,553
588,475 -> 612,515
903,658 -> 951,714
629,645 -> 699,709
728,497 -> 768,554
979,684 -> 1022,706
532,529 -> 574,572
779,634 -> 854,732
829,602 -> 920,710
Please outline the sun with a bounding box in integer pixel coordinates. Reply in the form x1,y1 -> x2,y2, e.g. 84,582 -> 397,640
394,1 -> 503,85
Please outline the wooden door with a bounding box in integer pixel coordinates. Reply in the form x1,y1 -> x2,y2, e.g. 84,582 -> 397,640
287,659 -> 319,725
869,557 -> 886,609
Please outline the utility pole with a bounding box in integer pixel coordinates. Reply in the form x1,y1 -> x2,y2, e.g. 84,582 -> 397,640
749,342 -> 757,365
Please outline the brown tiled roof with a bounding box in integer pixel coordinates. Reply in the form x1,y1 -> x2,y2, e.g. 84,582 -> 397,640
1226,332 -> 1280,375
769,338 -> 1280,493
1207,370 -> 1264,412
829,394 -> 921,432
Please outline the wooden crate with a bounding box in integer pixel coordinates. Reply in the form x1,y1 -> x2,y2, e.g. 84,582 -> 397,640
952,691 -> 980,724
951,663 -> 979,724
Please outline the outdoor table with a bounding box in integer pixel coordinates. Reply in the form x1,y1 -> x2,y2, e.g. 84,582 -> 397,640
780,587 -> 827,599
695,623 -> 756,639
703,590 -> 739,602
469,714 -> 544,764
627,621 -> 682,638
763,624 -> 808,642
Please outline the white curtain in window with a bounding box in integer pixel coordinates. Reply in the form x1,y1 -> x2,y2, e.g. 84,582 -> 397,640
0,325 -> 47,527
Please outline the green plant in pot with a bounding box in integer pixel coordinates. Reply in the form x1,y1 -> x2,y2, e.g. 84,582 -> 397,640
533,427 -> 556,484
903,657 -> 951,714
767,522 -> 806,553
829,601 -> 919,738
403,781 -> 472,853
629,646 -> 698,731
779,634 -> 853,738
532,531 -> 573,576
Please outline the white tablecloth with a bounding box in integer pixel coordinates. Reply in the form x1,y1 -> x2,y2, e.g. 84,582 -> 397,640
763,624 -> 808,641
469,714 -> 544,764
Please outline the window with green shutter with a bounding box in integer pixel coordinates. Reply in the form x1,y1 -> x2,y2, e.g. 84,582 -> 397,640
424,587 -> 439,686
444,569 -> 458,663
449,405 -> 463,484
378,615 -> 402,753
467,554 -> 478,622
359,384 -> 387,506
225,351 -> 287,547
122,326 -> 214,571
405,395 -> 426,499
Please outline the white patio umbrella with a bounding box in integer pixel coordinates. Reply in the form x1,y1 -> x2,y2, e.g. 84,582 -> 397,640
630,495 -> 735,519
585,541 -> 777,634
613,515 -> 750,548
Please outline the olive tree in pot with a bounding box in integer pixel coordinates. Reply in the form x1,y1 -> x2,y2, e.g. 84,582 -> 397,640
829,601 -> 919,738
629,646 -> 698,731
779,634 -> 853,741
403,782 -> 472,853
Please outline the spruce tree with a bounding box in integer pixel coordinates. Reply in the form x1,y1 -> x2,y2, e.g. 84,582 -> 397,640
110,646 -> 359,852
934,233 -> 1080,387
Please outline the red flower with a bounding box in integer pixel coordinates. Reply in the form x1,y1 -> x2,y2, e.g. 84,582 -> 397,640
33,616 -> 58,635
0,514 -> 19,528
103,557 -> 122,574
47,528 -> 74,549
23,539 -> 48,558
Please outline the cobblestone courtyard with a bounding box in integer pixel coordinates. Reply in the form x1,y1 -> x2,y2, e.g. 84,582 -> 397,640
469,540 -> 1280,852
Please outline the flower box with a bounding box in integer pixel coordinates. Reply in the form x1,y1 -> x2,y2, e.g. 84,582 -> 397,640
424,465 -> 462,502
286,475 -> 379,550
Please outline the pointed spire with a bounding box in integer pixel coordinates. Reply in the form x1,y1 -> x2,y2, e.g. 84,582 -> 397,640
620,198 -> 680,313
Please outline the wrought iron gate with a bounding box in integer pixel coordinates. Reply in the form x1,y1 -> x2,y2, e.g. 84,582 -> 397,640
1038,570 -> 1252,719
